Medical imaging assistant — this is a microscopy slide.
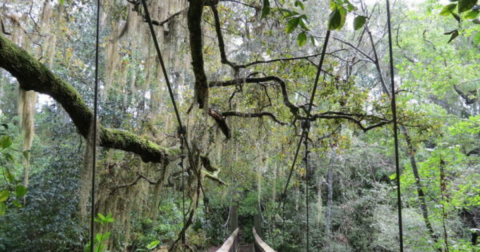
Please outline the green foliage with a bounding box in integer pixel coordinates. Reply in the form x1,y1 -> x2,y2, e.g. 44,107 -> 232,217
285,17 -> 300,34
84,213 -> 115,252
440,3 -> 457,16
328,2 -> 346,30
353,16 -> 367,30
458,0 -> 477,13
94,213 -> 114,225
145,240 -> 160,250
0,124 -> 27,215
439,0 -> 480,42
297,32 -> 307,47
261,0 -> 270,19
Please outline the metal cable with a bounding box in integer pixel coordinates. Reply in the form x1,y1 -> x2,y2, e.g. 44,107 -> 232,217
276,30 -> 330,250
278,30 -> 331,212
140,0 -> 192,246
303,121 -> 310,252
90,0 -> 101,251
280,31 -> 331,201
386,0 -> 404,251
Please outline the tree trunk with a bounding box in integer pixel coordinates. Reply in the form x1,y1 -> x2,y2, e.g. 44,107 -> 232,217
325,148 -> 336,241
401,125 -> 438,243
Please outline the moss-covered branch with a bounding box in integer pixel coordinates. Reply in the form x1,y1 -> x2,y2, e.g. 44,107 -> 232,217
0,34 -> 179,164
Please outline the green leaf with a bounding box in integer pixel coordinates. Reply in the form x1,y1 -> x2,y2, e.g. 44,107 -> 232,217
329,9 -> 342,30
389,173 -> 397,180
3,153 -> 14,163
279,8 -> 295,18
16,185 -> 27,198
5,168 -> 15,182
59,0 -> 65,5
286,17 -> 300,34
446,29 -> 459,43
96,233 -> 103,242
310,35 -> 316,46
12,199 -> 22,208
0,135 -> 12,149
353,16 -> 367,30
299,17 -> 309,30
105,214 -> 114,223
345,0 -> 355,11
294,0 -> 305,10
465,9 -> 479,19
474,32 -> 480,43
330,0 -> 337,10
0,202 -> 6,215
297,32 -> 307,46
0,190 -> 10,202
146,240 -> 160,250
261,0 -> 270,19
440,3 -> 457,16
338,6 -> 347,30
102,232 -> 111,240
458,0 -> 477,13
23,150 -> 30,160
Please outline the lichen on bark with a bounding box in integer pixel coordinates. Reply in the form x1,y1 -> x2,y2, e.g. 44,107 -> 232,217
0,34 -> 180,165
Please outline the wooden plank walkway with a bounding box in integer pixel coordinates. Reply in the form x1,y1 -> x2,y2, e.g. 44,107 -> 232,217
238,244 -> 254,252
214,227 -> 275,252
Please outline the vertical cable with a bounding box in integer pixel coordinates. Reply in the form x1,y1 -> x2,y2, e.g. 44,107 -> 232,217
386,0 -> 404,251
179,133 -> 186,245
302,121 -> 310,252
140,0 -> 192,247
276,31 -> 331,249
90,0 -> 101,251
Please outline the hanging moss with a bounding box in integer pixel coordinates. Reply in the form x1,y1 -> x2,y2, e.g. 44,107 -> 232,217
0,34 -> 181,165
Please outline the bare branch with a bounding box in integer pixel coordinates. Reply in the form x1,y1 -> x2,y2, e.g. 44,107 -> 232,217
239,54 -> 324,69
221,111 -> 287,125
210,76 -> 301,115
211,5 -> 237,69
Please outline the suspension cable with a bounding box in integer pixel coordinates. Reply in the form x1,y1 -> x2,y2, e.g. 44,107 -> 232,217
279,30 -> 331,209
90,0 -> 101,251
302,120 -> 311,252
140,0 -> 192,246
386,0 -> 404,251
277,30 -> 330,250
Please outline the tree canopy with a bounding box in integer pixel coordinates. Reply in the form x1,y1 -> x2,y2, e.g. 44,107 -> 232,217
0,0 -> 479,251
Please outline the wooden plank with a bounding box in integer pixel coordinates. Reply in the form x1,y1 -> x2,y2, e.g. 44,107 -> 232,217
253,228 -> 276,252
216,228 -> 239,252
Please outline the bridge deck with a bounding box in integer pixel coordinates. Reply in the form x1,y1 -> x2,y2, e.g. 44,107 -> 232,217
215,228 -> 275,252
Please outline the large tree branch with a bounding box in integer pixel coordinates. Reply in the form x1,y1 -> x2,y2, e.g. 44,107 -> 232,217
0,34 -> 180,163
210,76 -> 301,115
210,77 -> 390,131
297,111 -> 391,132
221,111 -> 287,125
211,5 -> 237,69
188,0 -> 209,108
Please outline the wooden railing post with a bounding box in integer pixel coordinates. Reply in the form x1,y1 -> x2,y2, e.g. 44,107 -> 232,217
229,205 -> 238,233
253,227 -> 276,252
216,228 -> 239,252
254,214 -> 262,238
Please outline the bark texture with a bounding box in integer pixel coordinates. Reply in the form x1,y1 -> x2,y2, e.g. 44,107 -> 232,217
188,0 -> 208,109
0,34 -> 180,164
